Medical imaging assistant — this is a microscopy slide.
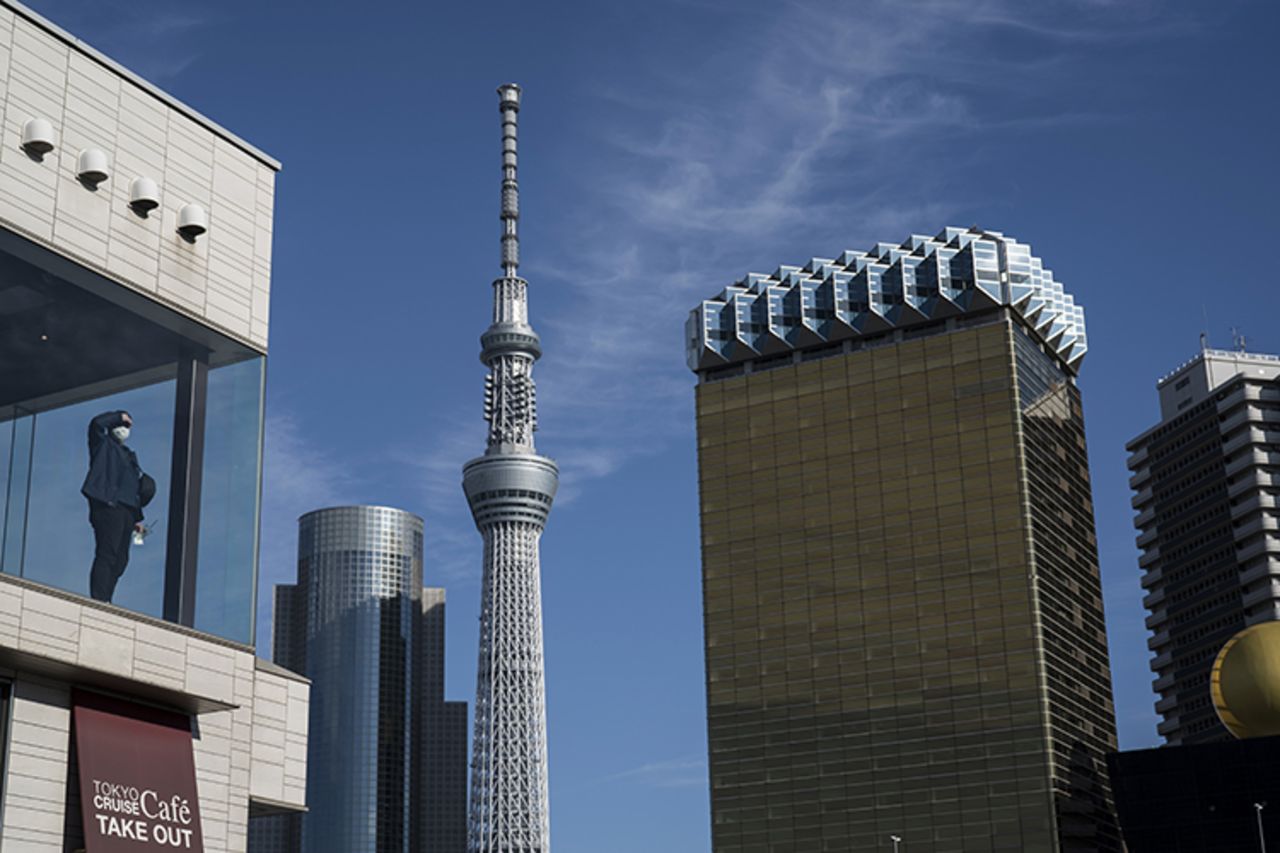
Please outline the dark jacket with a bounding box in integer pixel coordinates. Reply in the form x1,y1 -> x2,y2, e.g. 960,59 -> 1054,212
81,410 -> 144,520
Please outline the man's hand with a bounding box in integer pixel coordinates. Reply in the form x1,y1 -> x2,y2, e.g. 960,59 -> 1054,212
121,412 -> 133,427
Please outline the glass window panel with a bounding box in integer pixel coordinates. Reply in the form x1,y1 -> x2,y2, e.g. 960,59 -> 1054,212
1,413 -> 32,572
195,356 -> 266,644
19,381 -> 175,616
0,235 -> 265,643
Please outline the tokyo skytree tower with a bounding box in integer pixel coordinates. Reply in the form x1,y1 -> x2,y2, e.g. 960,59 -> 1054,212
462,83 -> 558,853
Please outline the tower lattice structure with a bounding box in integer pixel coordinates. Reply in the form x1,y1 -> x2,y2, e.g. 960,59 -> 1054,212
462,82 -> 558,853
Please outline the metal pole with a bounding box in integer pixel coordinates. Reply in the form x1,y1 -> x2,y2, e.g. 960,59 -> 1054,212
890,834 -> 901,853
1256,802 -> 1267,853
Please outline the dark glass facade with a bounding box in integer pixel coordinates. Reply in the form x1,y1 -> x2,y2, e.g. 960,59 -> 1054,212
1012,326 -> 1119,847
1108,736 -> 1280,852
694,312 -> 1119,852
417,589 -> 469,853
248,506 -> 468,853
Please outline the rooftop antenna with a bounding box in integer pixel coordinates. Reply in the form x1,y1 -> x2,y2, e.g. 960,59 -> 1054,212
1231,326 -> 1247,353
1200,305 -> 1210,352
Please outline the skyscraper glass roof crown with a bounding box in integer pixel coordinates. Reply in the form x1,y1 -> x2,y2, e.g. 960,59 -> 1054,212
686,226 -> 1086,373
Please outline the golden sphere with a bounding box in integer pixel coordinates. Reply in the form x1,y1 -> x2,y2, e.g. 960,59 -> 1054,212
1211,621 -> 1280,739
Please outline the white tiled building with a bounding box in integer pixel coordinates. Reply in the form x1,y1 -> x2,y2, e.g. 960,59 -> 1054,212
0,2 -> 307,850
0,2 -> 274,348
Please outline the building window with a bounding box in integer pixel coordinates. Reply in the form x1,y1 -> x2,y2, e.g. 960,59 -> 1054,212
0,231 -> 262,644
0,680 -> 10,831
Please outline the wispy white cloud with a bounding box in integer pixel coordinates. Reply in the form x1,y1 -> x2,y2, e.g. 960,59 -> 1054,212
407,415 -> 483,518
255,409 -> 353,648
523,0 -> 1183,501
600,756 -> 707,789
396,414 -> 485,585
396,0 -> 1187,536
26,0 -> 210,81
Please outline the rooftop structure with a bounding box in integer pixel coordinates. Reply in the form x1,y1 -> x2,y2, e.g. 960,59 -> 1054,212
687,226 -> 1086,374
1156,348 -> 1280,419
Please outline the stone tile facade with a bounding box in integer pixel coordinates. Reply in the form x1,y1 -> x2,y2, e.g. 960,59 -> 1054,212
0,574 -> 308,852
0,1 -> 276,352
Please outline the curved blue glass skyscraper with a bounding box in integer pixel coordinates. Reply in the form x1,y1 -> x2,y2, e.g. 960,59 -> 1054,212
250,505 -> 468,853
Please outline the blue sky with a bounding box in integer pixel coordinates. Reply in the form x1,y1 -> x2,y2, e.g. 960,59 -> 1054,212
28,0 -> 1280,850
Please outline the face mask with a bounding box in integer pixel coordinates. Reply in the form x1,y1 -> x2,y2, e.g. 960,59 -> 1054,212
111,426 -> 130,442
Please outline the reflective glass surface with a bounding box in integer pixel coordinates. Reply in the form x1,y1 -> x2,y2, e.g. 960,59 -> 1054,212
5,380 -> 175,617
253,509 -> 469,853
689,227 -> 1087,374
695,316 -> 1119,853
196,356 -> 265,644
0,236 -> 265,643
292,507 -> 425,853
1014,324 -> 1120,846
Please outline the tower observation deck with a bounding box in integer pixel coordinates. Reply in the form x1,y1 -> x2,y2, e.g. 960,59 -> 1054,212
462,83 -> 558,853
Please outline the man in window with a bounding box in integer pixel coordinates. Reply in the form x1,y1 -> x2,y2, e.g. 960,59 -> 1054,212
81,410 -> 153,603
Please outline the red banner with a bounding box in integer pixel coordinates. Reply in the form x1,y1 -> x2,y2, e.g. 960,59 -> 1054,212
73,691 -> 205,852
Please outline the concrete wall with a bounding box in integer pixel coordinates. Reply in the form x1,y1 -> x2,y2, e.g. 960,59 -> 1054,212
0,1 -> 277,352
0,576 -> 308,852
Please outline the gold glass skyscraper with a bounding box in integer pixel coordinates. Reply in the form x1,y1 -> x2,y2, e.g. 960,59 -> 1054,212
688,228 -> 1119,852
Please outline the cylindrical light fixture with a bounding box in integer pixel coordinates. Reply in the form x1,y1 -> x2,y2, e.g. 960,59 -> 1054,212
177,203 -> 208,238
21,118 -> 56,155
129,177 -> 160,213
77,148 -> 110,184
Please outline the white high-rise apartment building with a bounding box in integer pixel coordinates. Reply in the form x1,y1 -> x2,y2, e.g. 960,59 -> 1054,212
1129,348 -> 1280,744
